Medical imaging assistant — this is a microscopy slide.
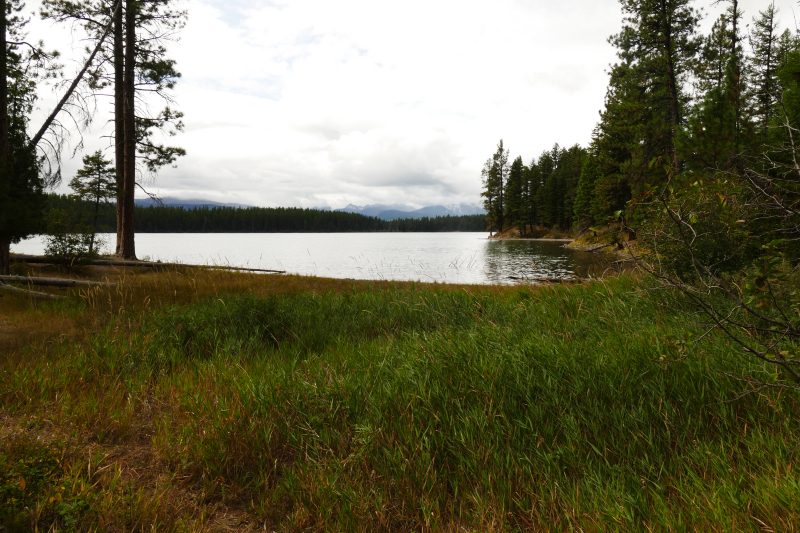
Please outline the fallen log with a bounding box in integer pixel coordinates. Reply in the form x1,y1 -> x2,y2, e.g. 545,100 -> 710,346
0,275 -> 116,288
94,260 -> 287,274
585,243 -> 614,253
0,282 -> 67,300
508,276 -> 582,283
611,257 -> 641,265
10,254 -> 286,274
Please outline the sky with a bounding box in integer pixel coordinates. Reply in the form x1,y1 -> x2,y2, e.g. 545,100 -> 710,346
28,0 -> 800,209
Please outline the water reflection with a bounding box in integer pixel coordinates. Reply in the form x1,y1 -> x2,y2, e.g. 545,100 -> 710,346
483,240 -> 606,284
13,233 -> 608,285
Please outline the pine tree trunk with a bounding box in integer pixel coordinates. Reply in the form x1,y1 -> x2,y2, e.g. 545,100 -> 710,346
121,0 -> 136,259
659,0 -> 681,171
0,0 -> 10,276
0,241 -> 8,275
762,5 -> 774,140
91,193 -> 100,255
498,175 -> 504,231
114,0 -> 124,255
0,0 -> 8,167
488,198 -> 493,236
732,0 -> 740,152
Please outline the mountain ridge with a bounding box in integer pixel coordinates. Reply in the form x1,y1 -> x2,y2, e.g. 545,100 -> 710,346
134,198 -> 485,220
337,203 -> 485,220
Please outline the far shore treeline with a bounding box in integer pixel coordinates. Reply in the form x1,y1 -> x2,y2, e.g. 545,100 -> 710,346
43,194 -> 486,233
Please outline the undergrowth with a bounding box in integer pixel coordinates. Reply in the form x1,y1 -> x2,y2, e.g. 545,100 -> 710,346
1,270 -> 799,531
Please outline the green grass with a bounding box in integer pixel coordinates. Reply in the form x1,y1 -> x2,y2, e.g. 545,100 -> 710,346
2,272 -> 799,531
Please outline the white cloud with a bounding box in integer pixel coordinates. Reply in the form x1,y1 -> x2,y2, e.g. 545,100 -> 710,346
29,0 -> 800,208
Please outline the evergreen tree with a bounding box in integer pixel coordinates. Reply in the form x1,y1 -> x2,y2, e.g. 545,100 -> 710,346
492,140 -> 509,231
556,144 -> 585,227
535,145 -> 560,226
0,0 -> 45,274
505,156 -> 525,230
43,195 -> 488,233
609,0 -> 701,173
69,151 -> 117,253
679,14 -> 738,171
526,158 -> 541,226
519,163 -> 532,235
716,0 -> 747,154
748,2 -> 780,141
480,158 -> 499,235
573,152 -> 601,226
42,0 -> 185,259
696,14 -> 731,96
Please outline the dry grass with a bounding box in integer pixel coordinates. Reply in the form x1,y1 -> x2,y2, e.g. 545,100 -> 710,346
1,264 -> 512,532
2,263 -> 799,532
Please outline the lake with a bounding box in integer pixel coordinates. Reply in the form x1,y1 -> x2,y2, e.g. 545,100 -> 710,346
13,233 -> 607,285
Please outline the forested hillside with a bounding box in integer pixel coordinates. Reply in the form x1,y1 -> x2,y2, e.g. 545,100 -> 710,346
481,0 -> 800,236
44,194 -> 485,233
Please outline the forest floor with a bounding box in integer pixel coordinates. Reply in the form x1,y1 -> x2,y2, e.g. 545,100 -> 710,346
1,263 -> 799,532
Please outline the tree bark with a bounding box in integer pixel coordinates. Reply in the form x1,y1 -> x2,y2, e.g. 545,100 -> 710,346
114,0 -> 125,254
121,0 -> 136,259
0,242 -> 9,275
91,184 -> 100,254
0,0 -> 10,275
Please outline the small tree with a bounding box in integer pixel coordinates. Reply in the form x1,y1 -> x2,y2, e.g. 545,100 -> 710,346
43,208 -> 98,268
69,151 -> 116,253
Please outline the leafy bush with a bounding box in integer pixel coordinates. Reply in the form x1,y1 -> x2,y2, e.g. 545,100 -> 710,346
43,209 -> 103,268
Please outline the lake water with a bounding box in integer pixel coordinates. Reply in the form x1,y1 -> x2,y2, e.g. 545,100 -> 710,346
13,233 -> 606,285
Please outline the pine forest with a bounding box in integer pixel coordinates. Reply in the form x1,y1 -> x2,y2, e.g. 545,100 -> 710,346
481,0 -> 800,244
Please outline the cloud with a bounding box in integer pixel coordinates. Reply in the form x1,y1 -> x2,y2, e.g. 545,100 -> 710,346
32,0 -> 800,209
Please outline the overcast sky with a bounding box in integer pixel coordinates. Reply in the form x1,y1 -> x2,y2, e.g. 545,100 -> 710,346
30,0 -> 800,209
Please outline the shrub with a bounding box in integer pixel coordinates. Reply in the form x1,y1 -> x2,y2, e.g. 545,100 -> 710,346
43,209 -> 103,268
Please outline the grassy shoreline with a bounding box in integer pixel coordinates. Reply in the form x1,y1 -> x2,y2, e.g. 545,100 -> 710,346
2,267 -> 799,532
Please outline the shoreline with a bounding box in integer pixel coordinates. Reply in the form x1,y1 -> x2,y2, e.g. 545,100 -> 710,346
487,237 -> 574,242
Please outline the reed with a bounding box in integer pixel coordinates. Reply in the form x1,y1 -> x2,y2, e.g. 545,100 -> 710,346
1,268 -> 798,532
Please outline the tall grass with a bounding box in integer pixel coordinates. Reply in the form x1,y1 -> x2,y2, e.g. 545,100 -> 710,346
2,271 -> 799,531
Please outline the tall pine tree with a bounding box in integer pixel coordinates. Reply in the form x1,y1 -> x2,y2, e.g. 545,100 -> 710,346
0,0 -> 45,274
748,2 -> 781,141
608,0 -> 700,174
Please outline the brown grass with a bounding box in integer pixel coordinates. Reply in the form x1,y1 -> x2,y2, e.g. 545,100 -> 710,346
1,263 -> 515,532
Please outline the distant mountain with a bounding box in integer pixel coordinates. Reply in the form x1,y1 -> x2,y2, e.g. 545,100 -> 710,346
336,204 -> 415,217
408,204 -> 486,218
135,197 -> 251,209
376,205 -> 486,220
132,198 -> 485,219
337,203 -> 485,220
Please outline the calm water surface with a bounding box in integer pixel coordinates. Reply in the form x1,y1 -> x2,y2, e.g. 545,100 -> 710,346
14,233 -> 606,285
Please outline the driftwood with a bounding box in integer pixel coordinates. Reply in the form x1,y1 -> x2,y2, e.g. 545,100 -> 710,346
508,276 -> 582,284
585,243 -> 614,253
0,282 -> 67,300
10,254 -> 286,274
611,257 -> 641,265
92,260 -> 287,274
0,275 -> 116,288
